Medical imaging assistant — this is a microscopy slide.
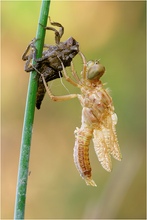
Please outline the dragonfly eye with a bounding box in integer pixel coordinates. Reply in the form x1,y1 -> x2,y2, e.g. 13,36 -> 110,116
87,61 -> 105,80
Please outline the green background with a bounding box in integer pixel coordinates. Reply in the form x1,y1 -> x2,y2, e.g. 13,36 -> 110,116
2,1 -> 146,219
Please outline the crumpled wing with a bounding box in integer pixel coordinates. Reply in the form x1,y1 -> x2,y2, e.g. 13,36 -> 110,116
93,113 -> 122,172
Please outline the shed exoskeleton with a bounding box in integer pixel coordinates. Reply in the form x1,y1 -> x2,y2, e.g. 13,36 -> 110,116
22,17 -> 79,109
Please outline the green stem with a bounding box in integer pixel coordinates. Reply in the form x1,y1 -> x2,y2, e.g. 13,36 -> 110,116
14,1 -> 51,219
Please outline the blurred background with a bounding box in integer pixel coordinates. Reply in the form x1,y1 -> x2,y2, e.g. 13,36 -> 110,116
2,1 -> 146,219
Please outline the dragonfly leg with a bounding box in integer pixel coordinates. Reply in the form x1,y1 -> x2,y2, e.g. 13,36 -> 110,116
41,17 -> 64,44
41,73 -> 78,102
78,51 -> 87,80
57,57 -> 81,88
22,38 -> 38,72
70,61 -> 83,86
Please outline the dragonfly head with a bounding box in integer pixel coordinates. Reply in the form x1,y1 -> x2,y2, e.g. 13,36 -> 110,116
87,60 -> 105,80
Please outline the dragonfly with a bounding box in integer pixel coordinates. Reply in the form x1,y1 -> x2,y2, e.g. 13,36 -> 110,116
40,51 -> 122,186
22,17 -> 79,109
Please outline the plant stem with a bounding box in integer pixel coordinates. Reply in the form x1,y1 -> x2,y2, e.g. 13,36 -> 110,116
14,1 -> 51,219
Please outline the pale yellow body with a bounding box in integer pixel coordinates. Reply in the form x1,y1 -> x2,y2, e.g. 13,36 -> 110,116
74,81 -> 121,186
41,52 -> 122,186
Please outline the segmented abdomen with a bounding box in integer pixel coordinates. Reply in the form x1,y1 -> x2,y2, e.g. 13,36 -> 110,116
36,82 -> 46,109
73,126 -> 97,186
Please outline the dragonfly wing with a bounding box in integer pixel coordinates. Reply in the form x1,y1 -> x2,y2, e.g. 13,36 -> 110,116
109,113 -> 122,161
93,128 -> 112,172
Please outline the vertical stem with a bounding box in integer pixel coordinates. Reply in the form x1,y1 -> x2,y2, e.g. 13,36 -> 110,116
14,1 -> 51,219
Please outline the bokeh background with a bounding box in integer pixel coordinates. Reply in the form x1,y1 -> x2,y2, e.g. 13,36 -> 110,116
2,1 -> 146,219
